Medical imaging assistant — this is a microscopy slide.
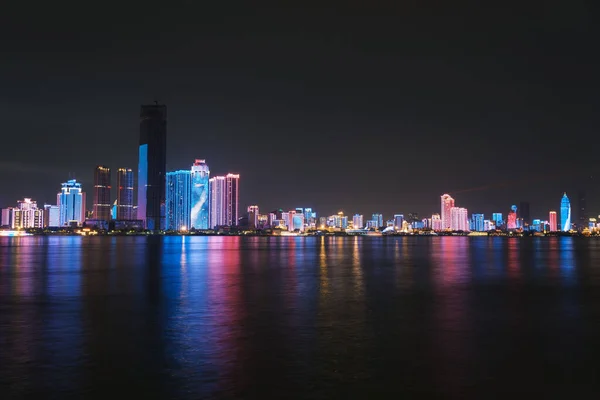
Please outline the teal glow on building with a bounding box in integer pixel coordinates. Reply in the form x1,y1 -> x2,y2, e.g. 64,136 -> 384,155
166,170 -> 191,231
561,193 -> 571,232
190,159 -> 210,229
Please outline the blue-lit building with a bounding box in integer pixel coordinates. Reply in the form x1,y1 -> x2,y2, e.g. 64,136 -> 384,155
531,219 -> 542,232
492,213 -> 503,227
372,213 -> 384,228
58,179 -> 86,226
190,159 -> 210,229
471,214 -> 485,232
561,193 -> 571,232
166,170 -> 191,231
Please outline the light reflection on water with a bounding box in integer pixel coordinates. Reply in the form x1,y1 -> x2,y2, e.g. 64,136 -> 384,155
1,236 -> 599,398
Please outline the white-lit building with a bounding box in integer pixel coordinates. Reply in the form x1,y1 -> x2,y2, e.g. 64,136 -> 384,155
450,207 -> 469,231
431,214 -> 442,231
353,214 -> 364,229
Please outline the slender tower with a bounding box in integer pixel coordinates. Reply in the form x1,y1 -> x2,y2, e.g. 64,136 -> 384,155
93,165 -> 111,221
137,103 -> 167,230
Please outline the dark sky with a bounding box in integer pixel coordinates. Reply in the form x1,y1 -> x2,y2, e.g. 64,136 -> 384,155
1,1 -> 597,221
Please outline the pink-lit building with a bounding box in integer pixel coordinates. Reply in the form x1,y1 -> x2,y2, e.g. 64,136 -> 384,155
549,211 -> 557,232
450,207 -> 469,231
431,214 -> 442,231
440,194 -> 455,230
507,211 -> 517,230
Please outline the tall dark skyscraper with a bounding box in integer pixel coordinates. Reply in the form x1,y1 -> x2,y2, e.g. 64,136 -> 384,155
518,201 -> 530,226
137,103 -> 167,230
117,168 -> 134,220
93,165 -> 111,221
578,191 -> 587,229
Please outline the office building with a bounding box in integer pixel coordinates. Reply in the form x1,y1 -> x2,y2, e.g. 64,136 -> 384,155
549,211 -> 557,232
190,159 -> 210,229
471,213 -> 485,232
58,179 -> 86,226
1,208 -> 14,228
209,176 -> 225,228
7,198 -> 44,229
578,191 -> 587,229
440,194 -> 455,230
353,214 -> 364,229
137,103 -> 167,231
483,219 -> 491,231
43,204 -> 60,228
450,207 -> 469,231
431,214 -> 442,231
561,193 -> 571,232
165,170 -> 191,231
292,213 -> 305,231
225,174 -> 239,226
117,168 -> 134,220
371,213 -> 383,228
248,205 -> 259,229
492,213 -> 503,225
92,165 -> 111,221
518,201 -> 530,226
507,205 -> 517,230
394,214 -> 404,230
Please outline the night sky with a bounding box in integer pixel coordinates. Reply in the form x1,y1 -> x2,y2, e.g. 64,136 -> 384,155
1,2 -> 597,220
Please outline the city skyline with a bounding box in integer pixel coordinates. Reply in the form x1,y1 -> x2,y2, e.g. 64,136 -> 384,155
1,4 -> 597,220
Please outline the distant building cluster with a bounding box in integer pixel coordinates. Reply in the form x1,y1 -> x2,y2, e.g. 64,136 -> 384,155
0,104 -> 593,235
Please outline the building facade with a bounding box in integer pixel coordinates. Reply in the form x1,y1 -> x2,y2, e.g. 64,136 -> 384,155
450,207 -> 469,231
43,204 -> 60,227
353,214 -> 364,229
209,176 -> 226,228
441,194 -> 455,230
225,174 -> 239,226
58,179 -> 86,226
117,168 -> 134,220
165,170 -> 192,231
93,165 -> 111,221
248,205 -> 259,229
137,103 -> 167,231
549,211 -> 557,232
471,213 -> 485,232
190,159 -> 210,229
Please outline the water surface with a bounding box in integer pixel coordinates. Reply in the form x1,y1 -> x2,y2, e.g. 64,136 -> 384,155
1,236 -> 600,399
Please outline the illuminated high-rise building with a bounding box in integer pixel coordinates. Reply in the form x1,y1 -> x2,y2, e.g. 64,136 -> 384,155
561,193 -> 571,232
190,159 -> 210,229
491,213 -> 503,228
165,170 -> 191,231
450,207 -> 468,231
92,165 -> 111,221
440,194 -> 455,230
506,205 -> 517,230
248,205 -> 259,229
58,179 -> 86,226
43,204 -> 60,228
1,208 -> 14,227
137,103 -> 167,231
393,214 -> 404,230
9,198 -> 44,229
116,168 -> 134,220
578,191 -> 587,229
372,213 -> 383,228
353,214 -> 364,229
549,211 -> 557,232
431,214 -> 442,231
209,176 -> 226,228
225,174 -> 239,226
292,213 -> 305,232
483,219 -> 491,231
471,213 -> 485,232
518,201 -> 530,226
